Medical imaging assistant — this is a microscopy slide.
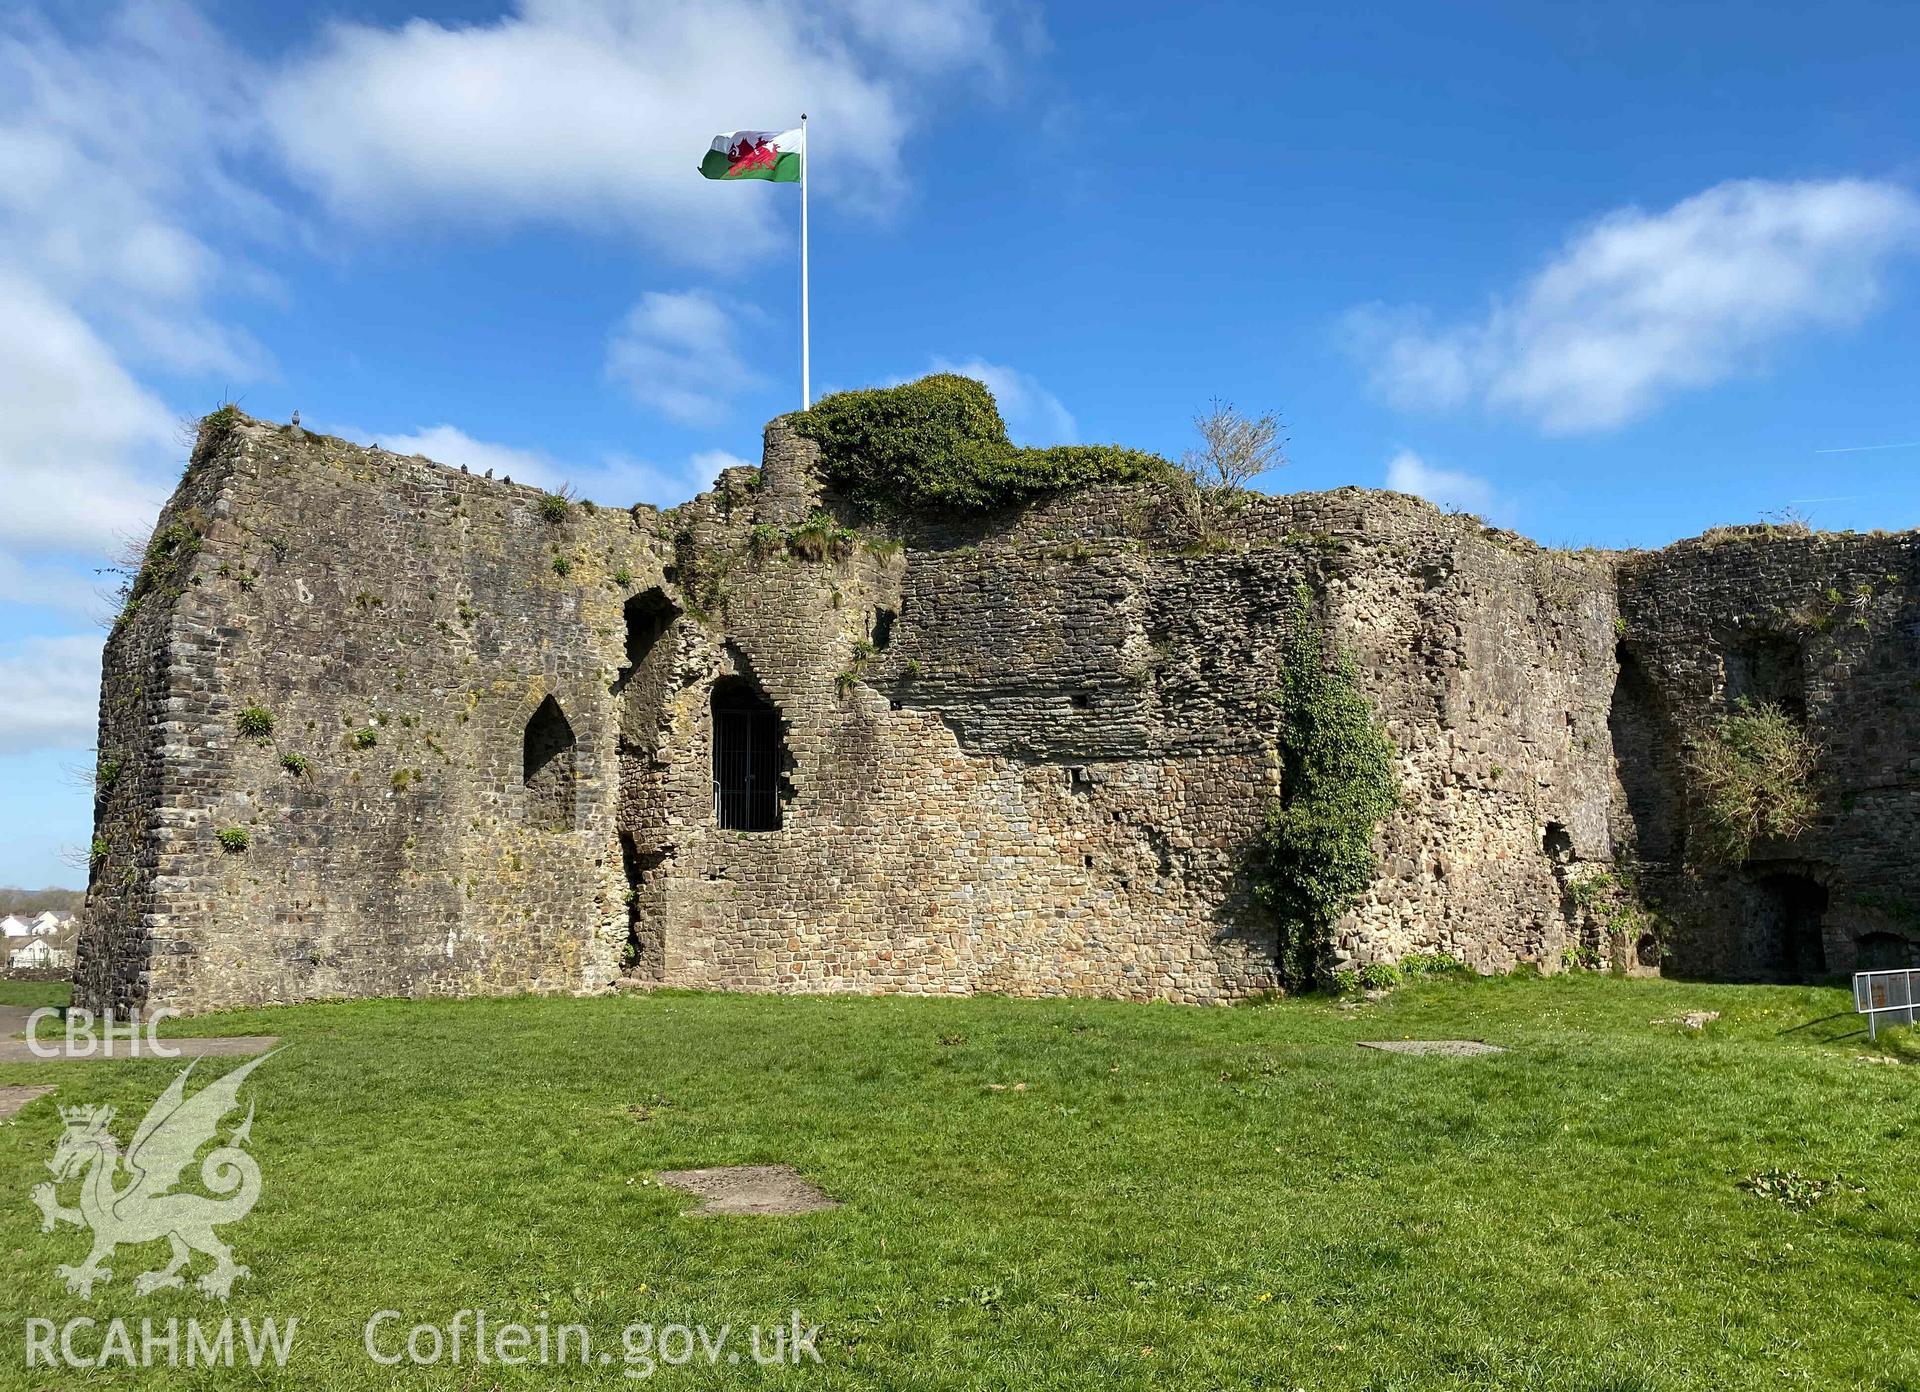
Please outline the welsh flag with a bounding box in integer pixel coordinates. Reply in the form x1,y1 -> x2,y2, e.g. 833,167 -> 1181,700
698,128 -> 804,182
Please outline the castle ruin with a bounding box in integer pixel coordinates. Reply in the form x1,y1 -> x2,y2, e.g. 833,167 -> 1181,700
75,406 -> 1920,1013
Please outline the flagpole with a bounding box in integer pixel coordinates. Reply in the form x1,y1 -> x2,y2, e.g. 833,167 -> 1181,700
800,112 -> 810,408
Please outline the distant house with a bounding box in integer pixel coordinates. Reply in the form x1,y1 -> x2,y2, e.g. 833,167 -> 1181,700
29,911 -> 70,935
8,936 -> 70,970
0,915 -> 31,938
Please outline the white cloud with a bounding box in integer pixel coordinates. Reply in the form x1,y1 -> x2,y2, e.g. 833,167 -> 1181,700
606,291 -> 762,425
377,425 -> 565,491
353,425 -> 741,512
0,553 -> 117,624
927,357 -> 1077,445
0,1 -> 275,379
0,0 -> 270,632
598,449 -> 751,509
1385,450 -> 1498,518
1349,178 -> 1920,433
266,0 -> 1016,265
0,635 -> 101,754
0,272 -> 174,556
831,0 -> 1007,72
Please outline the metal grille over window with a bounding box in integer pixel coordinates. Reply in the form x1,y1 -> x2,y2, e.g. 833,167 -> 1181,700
712,678 -> 784,831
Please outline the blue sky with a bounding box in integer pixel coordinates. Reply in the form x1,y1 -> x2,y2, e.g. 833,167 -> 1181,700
3,0 -> 1917,887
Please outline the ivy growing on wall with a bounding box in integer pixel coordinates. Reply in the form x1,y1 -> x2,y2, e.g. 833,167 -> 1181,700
792,374 -> 1173,513
1253,585 -> 1402,990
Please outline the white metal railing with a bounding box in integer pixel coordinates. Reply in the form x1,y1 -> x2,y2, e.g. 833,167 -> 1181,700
1854,969 -> 1920,1039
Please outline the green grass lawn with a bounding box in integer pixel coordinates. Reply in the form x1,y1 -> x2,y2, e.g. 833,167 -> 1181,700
0,979 -> 69,1009
1,974 -> 1914,1389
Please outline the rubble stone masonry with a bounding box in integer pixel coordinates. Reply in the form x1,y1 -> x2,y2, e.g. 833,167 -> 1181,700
74,416 -> 1920,1012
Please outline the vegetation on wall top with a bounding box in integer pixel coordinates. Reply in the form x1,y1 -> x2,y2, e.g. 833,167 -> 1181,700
792,374 -> 1173,513
1253,584 -> 1402,990
110,506 -> 210,630
1684,699 -> 1819,865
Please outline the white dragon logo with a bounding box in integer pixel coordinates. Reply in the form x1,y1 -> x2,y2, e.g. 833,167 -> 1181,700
31,1052 -> 274,1300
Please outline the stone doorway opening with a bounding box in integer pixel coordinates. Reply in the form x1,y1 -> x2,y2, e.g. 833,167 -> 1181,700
615,589 -> 678,690
1751,869 -> 1829,981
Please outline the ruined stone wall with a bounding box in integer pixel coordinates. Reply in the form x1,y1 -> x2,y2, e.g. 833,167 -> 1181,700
79,412 -> 1920,1013
79,418 -> 665,1011
76,453 -> 234,1009
859,485 -> 1622,978
597,433 -> 1629,1001
1616,528 -> 1920,977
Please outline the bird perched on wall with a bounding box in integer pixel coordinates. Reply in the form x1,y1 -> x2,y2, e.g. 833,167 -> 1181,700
290,410 -> 300,428
484,468 -> 493,478
461,464 -> 469,474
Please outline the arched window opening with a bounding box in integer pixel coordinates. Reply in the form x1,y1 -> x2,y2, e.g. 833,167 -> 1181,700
711,677 -> 786,831
524,695 -> 578,832
616,589 -> 678,692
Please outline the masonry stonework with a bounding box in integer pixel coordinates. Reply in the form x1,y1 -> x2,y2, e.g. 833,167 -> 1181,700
74,415 -> 1920,1012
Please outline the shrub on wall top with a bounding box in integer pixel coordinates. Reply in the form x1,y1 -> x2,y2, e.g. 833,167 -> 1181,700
792,374 -> 1172,513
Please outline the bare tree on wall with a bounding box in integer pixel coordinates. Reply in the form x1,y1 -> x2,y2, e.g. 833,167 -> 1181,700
1181,399 -> 1288,544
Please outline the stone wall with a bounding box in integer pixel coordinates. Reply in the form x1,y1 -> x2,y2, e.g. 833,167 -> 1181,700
76,413 -> 1920,1012
78,417 -> 652,1010
1616,527 -> 1920,977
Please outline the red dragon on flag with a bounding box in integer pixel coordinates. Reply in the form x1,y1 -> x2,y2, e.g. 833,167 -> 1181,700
725,136 -> 779,177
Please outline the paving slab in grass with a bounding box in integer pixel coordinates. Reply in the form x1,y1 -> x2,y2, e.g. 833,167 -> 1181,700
1358,1039 -> 1506,1056
656,1165 -> 839,1216
0,1036 -> 279,1064
0,1085 -> 55,1119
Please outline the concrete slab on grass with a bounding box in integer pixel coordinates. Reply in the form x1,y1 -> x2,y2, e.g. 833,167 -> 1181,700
0,1085 -> 55,1119
1358,1040 -> 1506,1057
656,1165 -> 839,1217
